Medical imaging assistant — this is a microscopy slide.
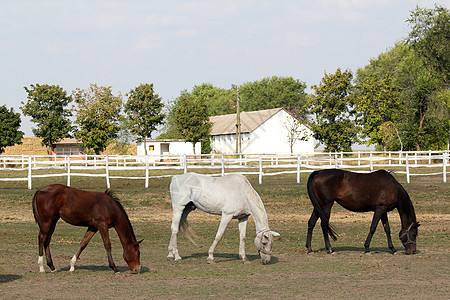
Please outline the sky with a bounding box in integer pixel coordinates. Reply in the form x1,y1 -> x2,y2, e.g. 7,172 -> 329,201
0,0 -> 442,137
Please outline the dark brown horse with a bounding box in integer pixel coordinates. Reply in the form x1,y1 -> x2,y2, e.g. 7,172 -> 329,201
306,169 -> 420,255
32,184 -> 142,274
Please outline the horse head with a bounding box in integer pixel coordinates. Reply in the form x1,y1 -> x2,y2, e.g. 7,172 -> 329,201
399,222 -> 420,254
254,230 -> 280,265
124,239 -> 143,274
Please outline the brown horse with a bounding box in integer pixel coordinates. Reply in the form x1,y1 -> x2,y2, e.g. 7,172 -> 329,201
306,169 -> 420,255
32,184 -> 142,274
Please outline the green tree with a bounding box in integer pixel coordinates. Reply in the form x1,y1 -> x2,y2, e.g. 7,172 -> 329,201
353,72 -> 401,151
407,4 -> 449,84
0,106 -> 24,154
239,76 -> 308,119
174,93 -> 211,154
21,84 -> 73,154
404,5 -> 450,150
125,83 -> 165,155
308,68 -> 358,152
190,83 -> 235,116
73,84 -> 123,155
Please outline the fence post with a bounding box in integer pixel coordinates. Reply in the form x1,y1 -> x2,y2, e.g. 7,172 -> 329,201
370,152 -> 373,172
334,152 -> 338,169
27,156 -> 32,190
443,152 -> 447,183
221,154 -> 225,176
183,154 -> 187,173
259,155 -> 263,184
297,155 -> 301,184
145,156 -> 149,188
406,153 -> 410,183
105,156 -> 110,189
67,156 -> 71,186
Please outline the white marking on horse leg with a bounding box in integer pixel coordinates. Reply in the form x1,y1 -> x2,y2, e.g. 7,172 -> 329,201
38,256 -> 45,273
69,254 -> 77,272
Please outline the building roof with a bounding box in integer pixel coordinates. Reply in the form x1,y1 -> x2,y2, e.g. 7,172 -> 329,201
209,107 -> 283,136
53,138 -> 82,145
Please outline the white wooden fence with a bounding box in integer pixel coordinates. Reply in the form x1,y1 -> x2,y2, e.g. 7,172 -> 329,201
0,151 -> 448,189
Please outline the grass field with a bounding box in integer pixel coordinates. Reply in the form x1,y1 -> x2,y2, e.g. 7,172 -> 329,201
0,171 -> 449,299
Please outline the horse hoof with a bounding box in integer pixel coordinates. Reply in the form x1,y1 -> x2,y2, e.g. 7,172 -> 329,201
50,269 -> 57,273
330,251 -> 337,256
242,259 -> 251,265
114,271 -> 121,275
365,251 -> 372,255
207,259 -> 215,264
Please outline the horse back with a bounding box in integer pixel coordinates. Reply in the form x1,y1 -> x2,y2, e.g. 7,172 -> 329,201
312,169 -> 402,212
34,184 -> 117,226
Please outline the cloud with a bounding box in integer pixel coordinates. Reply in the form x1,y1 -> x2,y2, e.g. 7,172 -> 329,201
132,34 -> 164,52
285,32 -> 318,47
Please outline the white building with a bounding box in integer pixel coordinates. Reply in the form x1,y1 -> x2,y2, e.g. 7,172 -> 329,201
209,108 -> 315,154
136,139 -> 200,157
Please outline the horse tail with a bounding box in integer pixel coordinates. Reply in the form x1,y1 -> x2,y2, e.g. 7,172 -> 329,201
307,171 -> 338,241
179,203 -> 198,246
32,190 -> 42,228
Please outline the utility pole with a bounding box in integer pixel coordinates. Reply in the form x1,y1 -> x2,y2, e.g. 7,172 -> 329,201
235,87 -> 241,153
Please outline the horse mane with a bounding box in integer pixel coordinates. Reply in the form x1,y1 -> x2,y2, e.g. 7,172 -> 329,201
104,189 -> 137,241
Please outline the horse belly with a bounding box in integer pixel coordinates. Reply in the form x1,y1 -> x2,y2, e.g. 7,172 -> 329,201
59,207 -> 94,226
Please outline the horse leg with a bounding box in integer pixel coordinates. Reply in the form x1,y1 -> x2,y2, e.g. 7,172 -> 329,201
320,203 -> 334,254
98,225 -> 119,274
39,218 -> 59,273
306,210 -> 319,253
70,227 -> 98,272
381,213 -> 397,254
207,213 -> 233,264
238,216 -> 250,264
364,210 -> 383,253
167,207 -> 183,261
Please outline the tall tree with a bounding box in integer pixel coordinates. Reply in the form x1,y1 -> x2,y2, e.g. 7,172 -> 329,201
21,84 -> 73,154
404,5 -> 450,150
308,68 -> 358,152
174,93 -> 211,154
353,72 -> 402,151
190,83 -> 235,116
239,76 -> 308,119
73,84 -> 123,155
407,4 -> 449,84
125,83 -> 165,155
0,106 -> 24,154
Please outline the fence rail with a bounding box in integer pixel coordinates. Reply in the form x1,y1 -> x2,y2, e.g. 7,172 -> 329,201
0,151 -> 448,189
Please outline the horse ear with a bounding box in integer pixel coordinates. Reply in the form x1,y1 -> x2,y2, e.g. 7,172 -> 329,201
271,231 -> 280,237
135,239 -> 144,246
415,222 -> 421,228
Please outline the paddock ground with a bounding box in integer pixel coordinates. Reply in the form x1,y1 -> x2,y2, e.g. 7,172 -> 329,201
0,172 -> 448,299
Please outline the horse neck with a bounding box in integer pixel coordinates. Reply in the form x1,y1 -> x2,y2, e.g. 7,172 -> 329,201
113,209 -> 137,248
246,188 -> 270,233
397,188 -> 417,229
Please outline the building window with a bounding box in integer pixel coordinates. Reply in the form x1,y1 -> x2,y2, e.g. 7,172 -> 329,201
149,145 -> 155,151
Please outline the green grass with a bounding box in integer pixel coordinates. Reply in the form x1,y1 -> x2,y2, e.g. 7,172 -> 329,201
0,171 -> 449,299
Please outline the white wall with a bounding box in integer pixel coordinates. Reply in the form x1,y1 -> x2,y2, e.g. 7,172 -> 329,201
211,110 -> 315,154
136,140 -> 200,156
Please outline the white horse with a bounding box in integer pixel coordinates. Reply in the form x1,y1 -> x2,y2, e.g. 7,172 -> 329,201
167,173 -> 279,265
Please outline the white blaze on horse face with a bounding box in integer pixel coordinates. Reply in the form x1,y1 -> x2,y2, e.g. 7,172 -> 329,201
38,256 -> 45,273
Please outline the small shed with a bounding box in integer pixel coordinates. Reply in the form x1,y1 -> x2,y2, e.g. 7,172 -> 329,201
209,108 -> 315,154
52,138 -> 86,156
136,139 -> 201,156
